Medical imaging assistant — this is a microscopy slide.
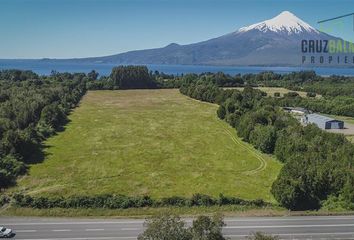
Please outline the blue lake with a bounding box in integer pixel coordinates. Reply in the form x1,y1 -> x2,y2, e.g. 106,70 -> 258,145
1,60 -> 354,76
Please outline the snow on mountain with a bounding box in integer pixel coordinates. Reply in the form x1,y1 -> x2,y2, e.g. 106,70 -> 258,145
238,11 -> 319,35
60,10 -> 346,66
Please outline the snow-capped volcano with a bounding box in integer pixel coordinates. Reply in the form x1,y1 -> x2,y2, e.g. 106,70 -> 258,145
238,11 -> 319,34
61,10 -> 347,66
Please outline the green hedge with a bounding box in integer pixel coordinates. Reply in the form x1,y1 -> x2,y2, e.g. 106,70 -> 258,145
13,193 -> 269,209
0,195 -> 10,207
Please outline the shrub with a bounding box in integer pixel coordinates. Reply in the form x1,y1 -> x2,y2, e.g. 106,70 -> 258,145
190,194 -> 216,207
12,193 -> 269,209
0,195 -> 10,207
217,105 -> 226,119
160,196 -> 189,207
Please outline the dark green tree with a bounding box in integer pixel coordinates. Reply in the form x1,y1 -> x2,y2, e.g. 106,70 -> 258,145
217,105 -> 226,119
249,125 -> 276,154
191,214 -> 226,240
138,214 -> 191,240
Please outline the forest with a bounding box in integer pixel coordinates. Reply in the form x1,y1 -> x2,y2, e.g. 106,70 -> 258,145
0,70 -> 87,190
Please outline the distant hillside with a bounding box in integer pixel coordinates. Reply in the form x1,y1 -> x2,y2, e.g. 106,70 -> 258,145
43,11 -> 351,67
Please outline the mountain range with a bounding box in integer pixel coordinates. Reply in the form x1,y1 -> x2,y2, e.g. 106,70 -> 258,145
47,11 -> 349,67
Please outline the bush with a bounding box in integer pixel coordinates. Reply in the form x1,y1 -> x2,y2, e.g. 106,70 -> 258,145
12,193 -> 269,209
217,105 -> 226,119
218,194 -> 244,206
190,194 -> 216,207
0,195 -> 10,207
160,196 -> 189,207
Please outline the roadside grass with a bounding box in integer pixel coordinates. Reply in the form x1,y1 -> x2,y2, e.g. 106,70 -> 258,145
229,87 -> 321,98
9,89 -> 281,202
0,206 -> 285,218
2,206 -> 353,218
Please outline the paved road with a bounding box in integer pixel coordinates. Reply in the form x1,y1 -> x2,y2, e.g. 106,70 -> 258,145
0,215 -> 354,239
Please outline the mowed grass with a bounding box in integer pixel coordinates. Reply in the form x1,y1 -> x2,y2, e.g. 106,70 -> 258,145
229,87 -> 321,98
12,90 -> 281,201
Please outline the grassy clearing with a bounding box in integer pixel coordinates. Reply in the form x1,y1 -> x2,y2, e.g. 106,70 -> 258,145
10,90 -> 281,201
230,87 -> 321,98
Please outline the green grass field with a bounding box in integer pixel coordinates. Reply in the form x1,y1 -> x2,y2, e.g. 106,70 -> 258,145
12,90 -> 281,201
230,87 -> 321,98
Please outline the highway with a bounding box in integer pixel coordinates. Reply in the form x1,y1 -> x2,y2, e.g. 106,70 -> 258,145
1,215 -> 354,239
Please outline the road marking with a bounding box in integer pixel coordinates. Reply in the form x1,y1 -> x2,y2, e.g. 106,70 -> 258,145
52,229 -> 72,232
2,216 -> 354,226
223,216 -> 354,222
85,228 -> 105,231
224,223 -> 354,229
16,230 -> 37,233
15,237 -> 136,240
225,232 -> 354,237
1,220 -> 144,226
121,227 -> 140,230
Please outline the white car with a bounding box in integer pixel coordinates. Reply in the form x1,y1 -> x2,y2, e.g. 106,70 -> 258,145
0,227 -> 14,238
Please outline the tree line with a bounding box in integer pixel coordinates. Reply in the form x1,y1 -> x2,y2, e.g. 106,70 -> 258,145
180,78 -> 354,211
162,70 -> 354,117
12,193 -> 267,209
87,66 -> 157,90
0,70 -> 87,190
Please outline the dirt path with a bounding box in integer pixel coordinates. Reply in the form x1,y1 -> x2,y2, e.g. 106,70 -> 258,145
218,121 -> 267,175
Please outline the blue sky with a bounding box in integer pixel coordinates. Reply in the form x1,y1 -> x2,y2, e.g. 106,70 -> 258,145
1,0 -> 354,59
